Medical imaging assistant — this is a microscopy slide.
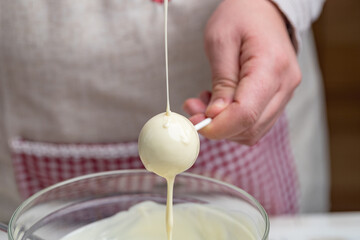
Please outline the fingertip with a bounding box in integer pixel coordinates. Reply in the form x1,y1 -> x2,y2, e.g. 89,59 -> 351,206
205,98 -> 227,118
182,99 -> 192,115
189,113 -> 206,125
202,104 -> 242,140
194,115 -> 221,140
183,98 -> 207,116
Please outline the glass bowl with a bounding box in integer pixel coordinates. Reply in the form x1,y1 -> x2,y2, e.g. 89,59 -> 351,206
5,170 -> 269,240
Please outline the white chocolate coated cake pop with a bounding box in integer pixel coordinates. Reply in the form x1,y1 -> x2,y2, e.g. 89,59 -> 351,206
138,111 -> 200,178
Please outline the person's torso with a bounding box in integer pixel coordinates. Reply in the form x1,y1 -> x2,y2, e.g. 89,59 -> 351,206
0,0 -> 220,143
0,0 -> 301,220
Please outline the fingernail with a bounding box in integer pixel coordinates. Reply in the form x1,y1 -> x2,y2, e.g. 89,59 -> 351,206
211,98 -> 225,108
207,98 -> 227,118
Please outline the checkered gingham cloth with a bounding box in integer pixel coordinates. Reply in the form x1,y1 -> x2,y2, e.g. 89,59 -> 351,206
10,114 -> 298,216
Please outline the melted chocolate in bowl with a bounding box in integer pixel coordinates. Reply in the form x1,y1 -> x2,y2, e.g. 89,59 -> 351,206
7,170 -> 269,240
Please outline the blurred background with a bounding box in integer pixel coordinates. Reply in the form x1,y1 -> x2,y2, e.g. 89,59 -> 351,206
313,0 -> 360,212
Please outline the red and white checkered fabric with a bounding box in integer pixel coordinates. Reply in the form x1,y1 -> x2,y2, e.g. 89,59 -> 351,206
10,114 -> 298,215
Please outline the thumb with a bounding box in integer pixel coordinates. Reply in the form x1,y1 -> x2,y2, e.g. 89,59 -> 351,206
204,29 -> 240,118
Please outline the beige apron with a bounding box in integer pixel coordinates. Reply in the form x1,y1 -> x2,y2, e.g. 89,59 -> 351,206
0,0 -> 328,221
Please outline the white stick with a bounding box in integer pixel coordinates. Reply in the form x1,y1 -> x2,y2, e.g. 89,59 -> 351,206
194,118 -> 212,131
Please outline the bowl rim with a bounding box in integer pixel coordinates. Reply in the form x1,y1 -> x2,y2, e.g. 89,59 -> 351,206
9,169 -> 269,240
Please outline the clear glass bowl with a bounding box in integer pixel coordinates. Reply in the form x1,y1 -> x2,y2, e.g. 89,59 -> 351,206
7,170 -> 269,240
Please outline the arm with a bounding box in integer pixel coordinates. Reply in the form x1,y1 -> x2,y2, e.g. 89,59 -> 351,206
270,0 -> 326,49
183,0 -> 325,145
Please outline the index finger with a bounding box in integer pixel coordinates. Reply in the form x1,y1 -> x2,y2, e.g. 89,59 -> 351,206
201,67 -> 280,140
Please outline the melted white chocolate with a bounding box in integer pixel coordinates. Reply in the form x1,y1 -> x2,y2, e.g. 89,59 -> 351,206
137,1 -> 202,239
60,201 -> 257,240
138,111 -> 200,240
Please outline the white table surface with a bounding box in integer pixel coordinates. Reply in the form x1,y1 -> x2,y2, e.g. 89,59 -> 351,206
269,212 -> 360,240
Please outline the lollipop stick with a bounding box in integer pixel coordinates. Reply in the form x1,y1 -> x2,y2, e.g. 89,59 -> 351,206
194,118 -> 212,131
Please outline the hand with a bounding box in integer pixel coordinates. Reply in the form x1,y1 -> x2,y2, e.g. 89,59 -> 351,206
183,0 -> 301,145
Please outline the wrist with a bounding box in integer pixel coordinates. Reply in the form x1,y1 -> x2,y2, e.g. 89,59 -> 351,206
267,0 -> 299,52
